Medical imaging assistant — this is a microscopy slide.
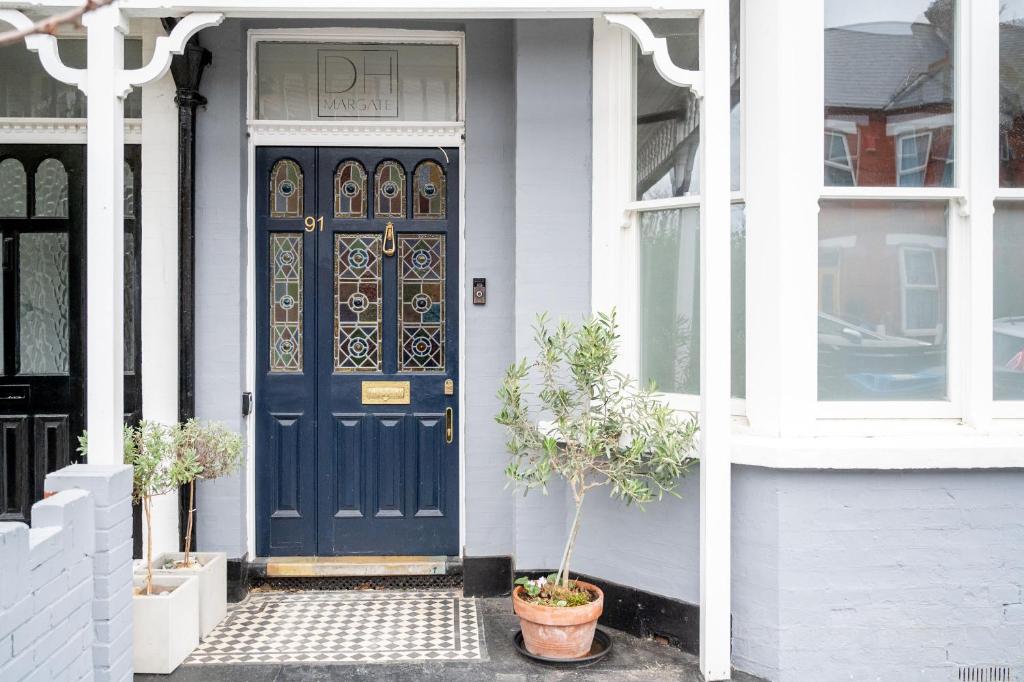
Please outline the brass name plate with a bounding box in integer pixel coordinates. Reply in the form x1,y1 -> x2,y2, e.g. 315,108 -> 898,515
361,381 -> 411,405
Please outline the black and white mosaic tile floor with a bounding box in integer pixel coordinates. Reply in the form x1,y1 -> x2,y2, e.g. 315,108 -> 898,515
186,591 -> 483,665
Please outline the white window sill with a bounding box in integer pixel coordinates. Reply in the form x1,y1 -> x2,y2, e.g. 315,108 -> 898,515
731,420 -> 1024,469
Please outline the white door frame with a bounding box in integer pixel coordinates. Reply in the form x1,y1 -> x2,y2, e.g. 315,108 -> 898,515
242,26 -> 468,561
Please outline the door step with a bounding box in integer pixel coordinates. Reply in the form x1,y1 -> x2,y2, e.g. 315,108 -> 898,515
254,555 -> 454,578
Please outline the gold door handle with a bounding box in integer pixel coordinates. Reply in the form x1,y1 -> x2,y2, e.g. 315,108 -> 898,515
382,222 -> 396,256
445,407 -> 453,444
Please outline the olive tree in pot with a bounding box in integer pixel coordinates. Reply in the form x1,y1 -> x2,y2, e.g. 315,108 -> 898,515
496,311 -> 697,660
151,419 -> 243,639
82,422 -> 203,674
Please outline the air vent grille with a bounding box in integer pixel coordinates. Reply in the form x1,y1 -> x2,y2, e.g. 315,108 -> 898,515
957,666 -> 1013,682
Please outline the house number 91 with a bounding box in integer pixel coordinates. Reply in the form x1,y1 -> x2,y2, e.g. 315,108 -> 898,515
304,216 -> 324,232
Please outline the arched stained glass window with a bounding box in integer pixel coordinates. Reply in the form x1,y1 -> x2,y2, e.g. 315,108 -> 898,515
124,161 -> 135,219
334,160 -> 367,219
374,161 -> 406,218
270,159 -> 303,218
0,158 -> 27,217
34,158 -> 68,218
413,161 -> 446,219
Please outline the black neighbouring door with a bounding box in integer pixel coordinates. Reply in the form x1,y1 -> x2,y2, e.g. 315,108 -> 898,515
256,147 -> 459,557
0,144 -> 142,523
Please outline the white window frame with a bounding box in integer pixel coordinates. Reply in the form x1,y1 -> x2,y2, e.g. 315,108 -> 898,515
896,130 -> 933,187
992,4 -> 1024,419
824,129 -> 855,185
816,0 -> 968,422
595,3 -> 747,417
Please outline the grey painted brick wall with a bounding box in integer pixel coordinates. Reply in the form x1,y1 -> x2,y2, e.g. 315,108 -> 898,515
463,20 -> 517,557
0,464 -> 134,682
194,19 -> 248,558
732,466 -> 1024,682
573,470 -> 701,603
511,18 -> 593,571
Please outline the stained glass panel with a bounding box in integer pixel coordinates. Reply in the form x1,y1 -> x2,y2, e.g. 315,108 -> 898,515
34,159 -> 68,218
334,161 -> 367,219
19,233 -> 69,375
375,161 -> 406,218
413,161 -> 446,219
334,234 -> 382,372
270,159 -> 303,219
0,158 -> 26,217
398,234 -> 445,372
269,233 -> 303,372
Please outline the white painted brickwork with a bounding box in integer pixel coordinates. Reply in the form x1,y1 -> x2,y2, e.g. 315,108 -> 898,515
0,464 -> 134,682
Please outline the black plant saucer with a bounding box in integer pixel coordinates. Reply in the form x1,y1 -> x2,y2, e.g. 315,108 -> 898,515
512,628 -> 612,668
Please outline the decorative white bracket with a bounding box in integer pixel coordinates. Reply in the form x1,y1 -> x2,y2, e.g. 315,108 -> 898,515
605,13 -> 704,96
0,10 -> 223,97
117,12 -> 223,97
0,9 -> 86,93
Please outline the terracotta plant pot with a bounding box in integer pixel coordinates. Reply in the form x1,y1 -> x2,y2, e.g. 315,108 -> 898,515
512,580 -> 605,659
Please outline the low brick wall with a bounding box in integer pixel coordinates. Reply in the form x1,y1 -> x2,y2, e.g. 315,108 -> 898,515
0,464 -> 134,682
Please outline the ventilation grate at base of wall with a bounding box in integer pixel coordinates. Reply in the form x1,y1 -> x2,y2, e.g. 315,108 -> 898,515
251,574 -> 464,592
957,666 -> 1014,682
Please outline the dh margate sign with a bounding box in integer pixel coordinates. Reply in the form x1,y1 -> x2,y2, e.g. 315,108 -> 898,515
317,49 -> 399,118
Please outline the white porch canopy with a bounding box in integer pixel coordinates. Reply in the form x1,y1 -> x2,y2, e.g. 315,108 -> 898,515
0,2 -> 733,679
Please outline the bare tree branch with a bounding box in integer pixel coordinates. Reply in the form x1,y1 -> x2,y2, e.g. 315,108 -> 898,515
0,0 -> 114,48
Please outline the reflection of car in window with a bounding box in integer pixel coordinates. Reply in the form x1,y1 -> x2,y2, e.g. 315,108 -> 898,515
994,317 -> 1024,400
818,312 -> 945,400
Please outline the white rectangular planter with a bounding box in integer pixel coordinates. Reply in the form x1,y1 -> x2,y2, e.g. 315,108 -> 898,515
145,551 -> 228,639
132,574 -> 200,675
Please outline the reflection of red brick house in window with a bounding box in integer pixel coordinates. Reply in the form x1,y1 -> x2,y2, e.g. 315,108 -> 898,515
999,21 -> 1024,185
825,21 -> 954,187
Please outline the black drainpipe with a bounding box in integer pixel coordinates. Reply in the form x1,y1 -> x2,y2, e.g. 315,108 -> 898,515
163,19 -> 212,553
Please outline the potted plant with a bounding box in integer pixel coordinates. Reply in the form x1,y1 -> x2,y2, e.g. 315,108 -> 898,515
496,311 -> 698,659
151,419 -> 243,639
83,422 -> 202,674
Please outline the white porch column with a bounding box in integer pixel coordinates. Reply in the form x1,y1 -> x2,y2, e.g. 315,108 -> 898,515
140,21 -> 181,555
84,4 -> 127,465
698,1 -> 732,679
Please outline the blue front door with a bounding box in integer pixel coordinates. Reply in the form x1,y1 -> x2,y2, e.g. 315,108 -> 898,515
255,147 -> 459,557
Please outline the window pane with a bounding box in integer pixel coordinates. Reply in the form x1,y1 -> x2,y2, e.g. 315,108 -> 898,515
1000,2 -> 1024,186
34,159 -> 68,218
994,202 -> 1024,399
256,42 -> 458,122
639,204 -> 746,399
634,0 -> 742,199
635,55 -> 700,201
0,159 -> 27,218
19,233 -> 69,375
640,208 -> 700,394
0,39 -> 141,118
824,1 -> 955,188
818,200 -> 948,401
731,203 -> 746,399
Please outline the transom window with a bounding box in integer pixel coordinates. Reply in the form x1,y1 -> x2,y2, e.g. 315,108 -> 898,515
255,41 -> 460,122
